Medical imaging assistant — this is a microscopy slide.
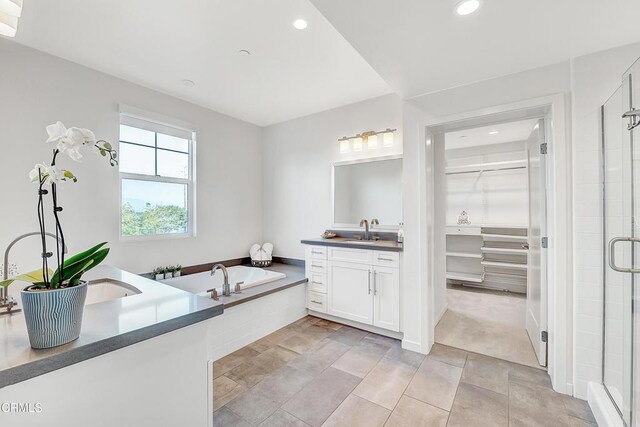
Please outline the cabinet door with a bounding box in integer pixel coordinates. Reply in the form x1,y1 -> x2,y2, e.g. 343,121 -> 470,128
373,266 -> 400,331
327,261 -> 373,324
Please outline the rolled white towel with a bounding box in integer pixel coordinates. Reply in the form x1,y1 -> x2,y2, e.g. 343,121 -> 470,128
262,243 -> 273,258
249,243 -> 261,259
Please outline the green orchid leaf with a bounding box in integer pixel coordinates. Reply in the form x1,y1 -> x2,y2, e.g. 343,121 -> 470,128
0,268 -> 54,288
103,142 -> 112,150
50,243 -> 108,287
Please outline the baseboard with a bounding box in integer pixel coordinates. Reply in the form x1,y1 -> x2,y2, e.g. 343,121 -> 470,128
588,382 -> 624,427
401,339 -> 424,354
435,303 -> 448,325
307,310 -> 403,340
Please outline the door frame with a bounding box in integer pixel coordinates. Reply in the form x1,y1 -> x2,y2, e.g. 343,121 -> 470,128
420,93 -> 571,395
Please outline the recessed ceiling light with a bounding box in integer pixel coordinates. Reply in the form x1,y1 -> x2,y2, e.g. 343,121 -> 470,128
181,79 -> 195,87
293,19 -> 308,30
489,130 -> 499,135
455,0 -> 480,16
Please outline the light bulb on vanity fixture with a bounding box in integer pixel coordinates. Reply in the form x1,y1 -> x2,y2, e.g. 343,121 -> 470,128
339,137 -> 350,153
353,135 -> 363,152
383,129 -> 394,147
0,0 -> 21,37
367,133 -> 378,149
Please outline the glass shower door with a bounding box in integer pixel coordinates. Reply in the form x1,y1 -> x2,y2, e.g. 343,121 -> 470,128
602,77 -> 634,425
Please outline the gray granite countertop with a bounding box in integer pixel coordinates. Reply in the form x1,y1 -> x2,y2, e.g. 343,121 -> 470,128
0,265 -> 224,389
301,237 -> 403,252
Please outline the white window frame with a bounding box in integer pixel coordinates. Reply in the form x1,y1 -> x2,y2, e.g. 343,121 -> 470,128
118,106 -> 197,242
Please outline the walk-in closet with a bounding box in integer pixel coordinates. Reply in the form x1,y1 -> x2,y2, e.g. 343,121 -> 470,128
434,118 -> 547,368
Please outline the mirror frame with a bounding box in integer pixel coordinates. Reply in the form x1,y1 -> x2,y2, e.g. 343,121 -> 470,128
331,154 -> 403,230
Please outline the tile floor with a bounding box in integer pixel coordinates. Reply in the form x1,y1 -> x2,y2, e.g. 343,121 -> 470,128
213,316 -> 595,427
436,286 -> 539,367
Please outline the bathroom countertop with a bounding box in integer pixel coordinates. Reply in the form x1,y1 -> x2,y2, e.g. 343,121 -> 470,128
301,237 -> 403,252
0,265 -> 224,389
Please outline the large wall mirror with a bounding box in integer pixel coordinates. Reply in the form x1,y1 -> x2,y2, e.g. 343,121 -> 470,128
333,156 -> 403,228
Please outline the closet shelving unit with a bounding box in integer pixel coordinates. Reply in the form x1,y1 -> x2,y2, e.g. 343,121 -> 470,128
445,154 -> 529,293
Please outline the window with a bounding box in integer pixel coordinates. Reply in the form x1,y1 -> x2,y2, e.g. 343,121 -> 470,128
119,113 -> 194,239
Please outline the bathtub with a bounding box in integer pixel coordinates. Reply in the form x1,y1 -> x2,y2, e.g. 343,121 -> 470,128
162,265 -> 286,296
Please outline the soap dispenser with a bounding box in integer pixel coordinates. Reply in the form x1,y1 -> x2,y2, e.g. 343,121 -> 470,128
397,222 -> 404,243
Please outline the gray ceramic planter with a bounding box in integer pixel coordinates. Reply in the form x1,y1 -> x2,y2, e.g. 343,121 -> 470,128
21,281 -> 88,349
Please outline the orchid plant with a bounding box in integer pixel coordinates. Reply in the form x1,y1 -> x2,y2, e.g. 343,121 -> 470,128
0,122 -> 118,290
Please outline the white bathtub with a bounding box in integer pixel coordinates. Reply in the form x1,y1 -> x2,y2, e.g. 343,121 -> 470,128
161,265 -> 286,296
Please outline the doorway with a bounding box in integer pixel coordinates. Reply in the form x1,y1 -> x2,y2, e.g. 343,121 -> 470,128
431,117 -> 549,368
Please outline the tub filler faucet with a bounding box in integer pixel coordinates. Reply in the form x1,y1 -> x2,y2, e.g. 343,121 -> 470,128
1,231 -> 67,316
209,263 -> 231,297
360,219 -> 370,241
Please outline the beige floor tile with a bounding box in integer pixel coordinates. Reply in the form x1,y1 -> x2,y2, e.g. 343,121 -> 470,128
404,357 -> 462,411
362,333 -> 401,349
352,356 -> 417,410
327,326 -> 368,346
263,345 -> 300,363
251,366 -> 317,405
384,346 -> 426,368
282,367 -> 361,427
213,376 -> 247,411
508,362 -> 551,387
214,346 -> 261,378
427,343 -> 468,368
213,407 -> 251,427
460,353 -> 510,395
315,319 -> 343,331
447,382 -> 508,427
226,387 -> 282,426
280,333 -> 321,354
435,287 -> 539,368
509,380 -> 569,426
287,316 -> 322,332
562,395 -> 597,424
259,409 -> 310,426
288,338 -> 352,375
322,394 -> 390,427
331,342 -> 389,378
384,395 -> 449,427
226,353 -> 288,388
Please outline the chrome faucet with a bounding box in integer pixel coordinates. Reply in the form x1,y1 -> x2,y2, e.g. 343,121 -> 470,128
360,219 -> 370,241
210,263 -> 231,297
2,232 -> 67,315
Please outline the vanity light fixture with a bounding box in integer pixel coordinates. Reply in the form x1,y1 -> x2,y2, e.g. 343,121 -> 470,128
455,0 -> 480,16
337,128 -> 397,153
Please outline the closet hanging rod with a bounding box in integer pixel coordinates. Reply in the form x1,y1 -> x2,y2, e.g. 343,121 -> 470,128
445,165 -> 526,175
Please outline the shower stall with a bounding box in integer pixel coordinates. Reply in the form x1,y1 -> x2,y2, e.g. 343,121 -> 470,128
603,57 -> 640,427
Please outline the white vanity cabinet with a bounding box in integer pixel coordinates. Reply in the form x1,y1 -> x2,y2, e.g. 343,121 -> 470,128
305,244 -> 400,332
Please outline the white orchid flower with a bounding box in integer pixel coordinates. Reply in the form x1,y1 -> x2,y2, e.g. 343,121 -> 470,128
29,163 -> 76,186
45,121 -> 97,162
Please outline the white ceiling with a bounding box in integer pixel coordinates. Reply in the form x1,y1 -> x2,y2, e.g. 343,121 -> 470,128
11,0 -> 392,126
445,119 -> 538,150
310,0 -> 640,98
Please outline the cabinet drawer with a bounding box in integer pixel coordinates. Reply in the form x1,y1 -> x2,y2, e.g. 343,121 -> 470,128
305,246 -> 327,260
308,259 -> 327,273
373,251 -> 399,267
308,272 -> 327,293
328,247 -> 373,265
446,226 -> 481,235
307,291 -> 327,313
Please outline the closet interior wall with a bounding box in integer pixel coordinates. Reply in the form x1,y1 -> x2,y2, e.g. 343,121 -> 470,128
445,140 -> 530,293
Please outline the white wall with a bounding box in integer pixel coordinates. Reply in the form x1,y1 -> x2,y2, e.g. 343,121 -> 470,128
261,93 -> 404,259
0,40 -> 263,279
570,41 -> 640,399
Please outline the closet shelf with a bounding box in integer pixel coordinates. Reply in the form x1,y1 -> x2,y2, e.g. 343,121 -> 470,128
445,159 -> 527,175
481,233 -> 528,241
481,260 -> 528,270
446,251 -> 483,259
446,272 -> 484,283
481,247 -> 528,255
